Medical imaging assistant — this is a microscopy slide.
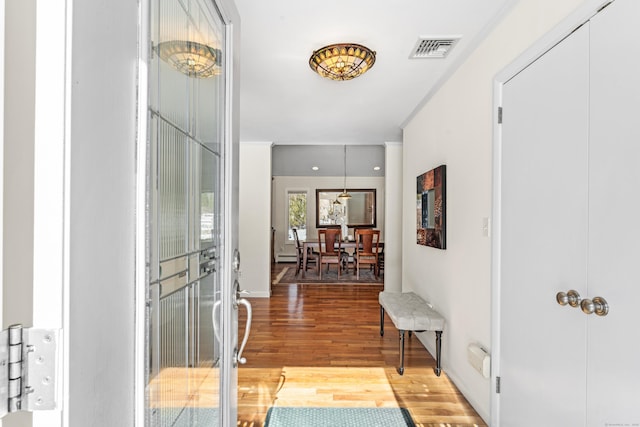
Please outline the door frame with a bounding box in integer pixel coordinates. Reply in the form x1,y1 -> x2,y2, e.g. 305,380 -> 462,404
7,0 -> 127,425
134,0 -> 149,424
32,1 -> 69,426
218,0 -> 242,422
490,0 -> 611,424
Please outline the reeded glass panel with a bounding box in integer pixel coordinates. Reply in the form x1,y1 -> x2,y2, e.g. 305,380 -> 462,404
197,148 -> 219,366
147,0 -> 225,425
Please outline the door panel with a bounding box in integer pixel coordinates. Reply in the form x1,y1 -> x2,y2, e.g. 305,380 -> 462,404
499,23 -> 590,426
146,0 -> 232,425
587,1 -> 640,424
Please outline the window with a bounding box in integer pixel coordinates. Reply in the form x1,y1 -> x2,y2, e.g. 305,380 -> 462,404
200,191 -> 214,241
287,191 -> 307,240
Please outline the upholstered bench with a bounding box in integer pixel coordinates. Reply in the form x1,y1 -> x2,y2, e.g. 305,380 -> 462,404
379,291 -> 445,376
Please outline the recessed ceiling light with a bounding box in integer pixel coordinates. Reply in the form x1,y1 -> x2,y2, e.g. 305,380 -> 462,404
312,166 -> 319,171
373,166 -> 381,171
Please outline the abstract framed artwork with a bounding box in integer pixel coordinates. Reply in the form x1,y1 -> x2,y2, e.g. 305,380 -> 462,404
416,165 -> 446,249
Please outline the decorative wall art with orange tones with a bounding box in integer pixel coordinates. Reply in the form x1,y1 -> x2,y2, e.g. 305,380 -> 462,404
416,165 -> 446,249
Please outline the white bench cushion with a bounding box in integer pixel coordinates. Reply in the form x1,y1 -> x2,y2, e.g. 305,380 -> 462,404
379,291 -> 445,331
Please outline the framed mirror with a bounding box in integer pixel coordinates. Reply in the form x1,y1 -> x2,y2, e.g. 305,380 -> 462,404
316,189 -> 376,228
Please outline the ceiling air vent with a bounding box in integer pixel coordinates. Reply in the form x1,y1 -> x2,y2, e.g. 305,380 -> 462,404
410,37 -> 460,59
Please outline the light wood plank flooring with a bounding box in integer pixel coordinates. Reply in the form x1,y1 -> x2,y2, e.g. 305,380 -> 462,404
235,263 -> 486,427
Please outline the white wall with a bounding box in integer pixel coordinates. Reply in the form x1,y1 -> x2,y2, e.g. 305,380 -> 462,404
402,0 -> 588,422
239,142 -> 272,297
383,142 -> 402,292
272,175 -> 385,259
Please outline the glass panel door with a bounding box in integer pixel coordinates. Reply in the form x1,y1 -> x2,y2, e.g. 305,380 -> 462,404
146,0 -> 228,424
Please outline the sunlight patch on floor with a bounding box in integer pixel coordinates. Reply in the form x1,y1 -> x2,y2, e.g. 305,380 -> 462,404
274,366 -> 398,408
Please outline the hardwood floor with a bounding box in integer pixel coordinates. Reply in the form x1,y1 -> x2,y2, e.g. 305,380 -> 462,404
236,263 -> 486,427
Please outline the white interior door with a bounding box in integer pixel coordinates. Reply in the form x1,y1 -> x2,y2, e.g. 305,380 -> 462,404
586,1 -> 640,424
496,1 -> 640,425
497,22 -> 590,426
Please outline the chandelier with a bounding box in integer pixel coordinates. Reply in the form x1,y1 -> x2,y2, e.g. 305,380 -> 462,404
157,40 -> 221,78
338,145 -> 352,199
309,43 -> 376,81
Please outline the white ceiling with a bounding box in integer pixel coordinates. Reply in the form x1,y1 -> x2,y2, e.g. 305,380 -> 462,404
234,0 -> 515,146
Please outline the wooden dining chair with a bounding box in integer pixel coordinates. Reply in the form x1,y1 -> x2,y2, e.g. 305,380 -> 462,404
318,228 -> 342,279
292,228 -> 317,276
354,229 -> 380,280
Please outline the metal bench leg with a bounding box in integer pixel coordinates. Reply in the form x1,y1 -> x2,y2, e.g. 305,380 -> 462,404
398,330 -> 405,375
380,306 -> 385,336
434,330 -> 442,377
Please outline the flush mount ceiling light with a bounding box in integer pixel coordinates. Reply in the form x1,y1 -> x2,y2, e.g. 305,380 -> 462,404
309,43 -> 376,81
157,40 -> 221,78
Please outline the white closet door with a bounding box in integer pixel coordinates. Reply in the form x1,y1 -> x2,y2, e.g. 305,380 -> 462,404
587,1 -> 640,425
499,24 -> 590,426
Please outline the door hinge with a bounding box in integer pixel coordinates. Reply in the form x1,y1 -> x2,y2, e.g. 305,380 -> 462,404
0,325 -> 60,417
498,107 -> 503,124
496,376 -> 501,393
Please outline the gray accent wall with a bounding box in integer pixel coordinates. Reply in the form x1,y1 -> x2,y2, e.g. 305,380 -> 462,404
272,145 -> 385,177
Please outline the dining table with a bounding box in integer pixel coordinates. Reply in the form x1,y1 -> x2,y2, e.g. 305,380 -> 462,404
301,239 -> 384,277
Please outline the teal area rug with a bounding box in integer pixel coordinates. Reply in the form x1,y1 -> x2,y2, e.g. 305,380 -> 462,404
154,407 -> 219,427
264,407 -> 416,427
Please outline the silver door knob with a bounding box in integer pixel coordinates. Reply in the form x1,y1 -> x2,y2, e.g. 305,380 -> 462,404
580,296 -> 609,316
556,290 -> 581,307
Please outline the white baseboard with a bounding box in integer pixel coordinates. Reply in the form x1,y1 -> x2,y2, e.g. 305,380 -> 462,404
247,290 -> 271,298
276,254 -> 296,263
415,332 -> 490,424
